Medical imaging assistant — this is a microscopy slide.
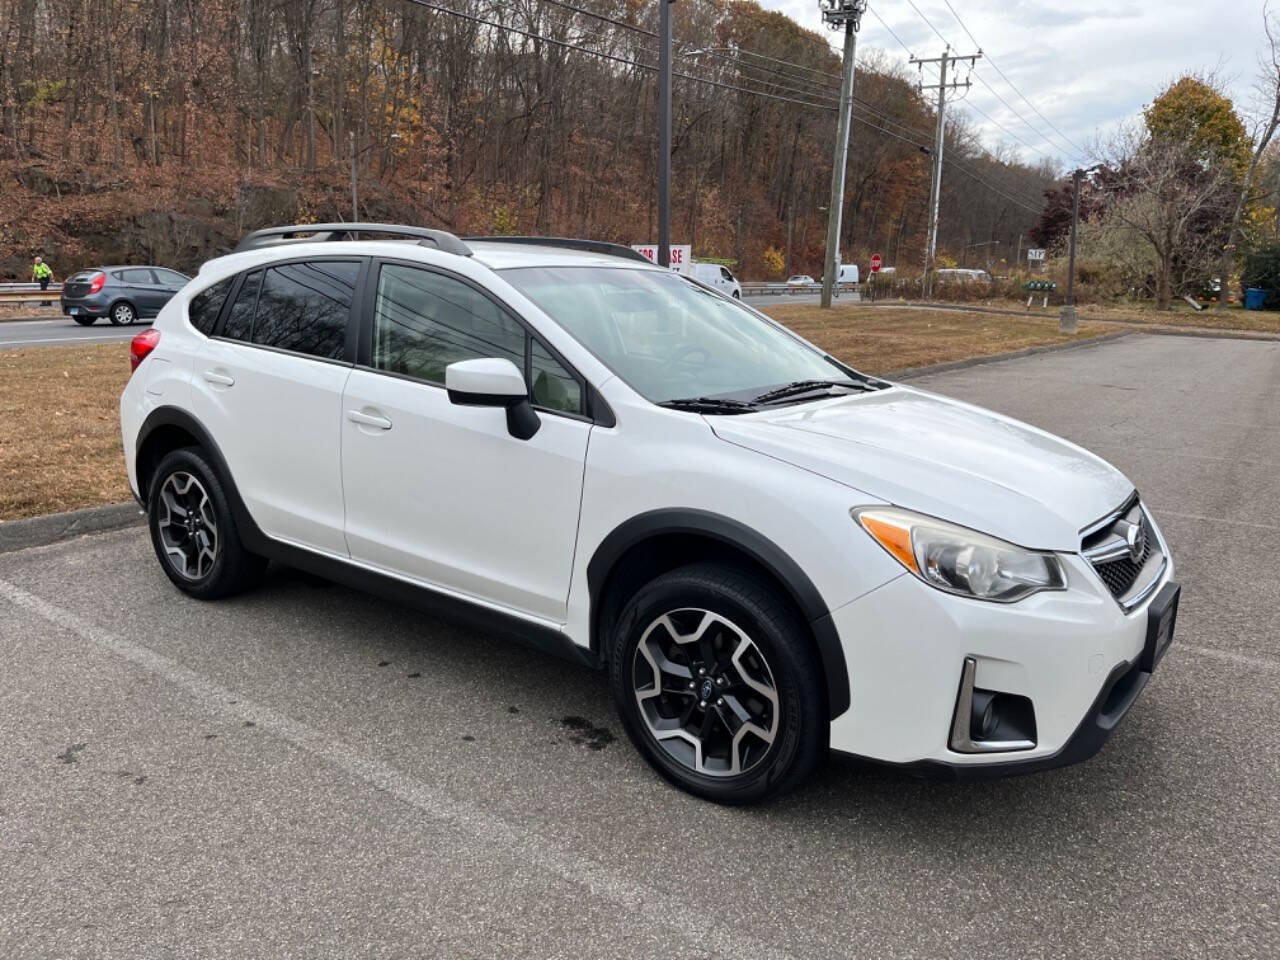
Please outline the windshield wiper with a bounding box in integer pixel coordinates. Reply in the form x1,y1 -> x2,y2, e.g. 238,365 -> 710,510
658,396 -> 759,415
751,379 -> 879,405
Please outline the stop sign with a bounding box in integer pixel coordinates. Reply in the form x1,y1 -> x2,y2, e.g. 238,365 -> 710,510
870,253 -> 882,273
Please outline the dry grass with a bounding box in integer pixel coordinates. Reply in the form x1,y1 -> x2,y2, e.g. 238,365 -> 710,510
912,298 -> 1280,335
762,304 -> 1110,375
0,306 -> 1110,522
0,304 -> 61,320
0,344 -> 133,521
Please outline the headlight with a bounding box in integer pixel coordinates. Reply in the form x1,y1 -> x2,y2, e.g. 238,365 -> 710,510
852,506 -> 1066,603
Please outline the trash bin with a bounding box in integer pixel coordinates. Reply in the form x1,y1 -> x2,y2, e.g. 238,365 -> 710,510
1245,287 -> 1267,310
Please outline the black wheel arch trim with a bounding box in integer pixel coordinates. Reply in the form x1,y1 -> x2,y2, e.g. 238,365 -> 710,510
586,508 -> 851,720
133,406 -> 592,668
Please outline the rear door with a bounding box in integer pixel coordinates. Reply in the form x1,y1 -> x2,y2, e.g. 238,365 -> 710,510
117,268 -> 167,316
190,258 -> 364,556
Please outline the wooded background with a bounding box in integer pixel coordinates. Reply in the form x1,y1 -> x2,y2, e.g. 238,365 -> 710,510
0,0 -> 1056,278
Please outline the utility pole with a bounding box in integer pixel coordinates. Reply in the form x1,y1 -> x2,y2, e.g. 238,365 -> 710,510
819,0 -> 865,310
658,0 -> 674,268
911,47 -> 979,298
1060,167 -> 1083,334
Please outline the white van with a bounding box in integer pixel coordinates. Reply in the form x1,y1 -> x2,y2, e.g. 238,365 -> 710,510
837,263 -> 859,285
690,262 -> 741,299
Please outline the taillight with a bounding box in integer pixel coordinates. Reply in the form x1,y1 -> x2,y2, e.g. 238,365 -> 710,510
87,271 -> 106,294
130,328 -> 161,372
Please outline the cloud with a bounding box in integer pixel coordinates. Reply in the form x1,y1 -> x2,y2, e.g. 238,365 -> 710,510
758,0 -> 1271,168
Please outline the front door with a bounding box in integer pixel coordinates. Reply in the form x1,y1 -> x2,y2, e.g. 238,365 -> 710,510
340,261 -> 591,623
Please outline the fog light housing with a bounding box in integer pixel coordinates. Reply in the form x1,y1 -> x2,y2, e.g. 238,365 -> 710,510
950,657 -> 1037,753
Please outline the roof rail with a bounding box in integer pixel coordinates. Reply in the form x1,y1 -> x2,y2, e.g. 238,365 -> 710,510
462,236 -> 653,265
234,223 -> 473,256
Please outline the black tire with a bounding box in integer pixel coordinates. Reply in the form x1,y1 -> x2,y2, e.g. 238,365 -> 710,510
72,315 -> 96,326
608,563 -> 826,805
108,301 -> 136,326
731,290 -> 741,299
147,447 -> 267,600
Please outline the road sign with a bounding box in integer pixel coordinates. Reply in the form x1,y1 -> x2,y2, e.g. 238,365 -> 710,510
631,244 -> 692,274
870,253 -> 882,273
1027,248 -> 1046,262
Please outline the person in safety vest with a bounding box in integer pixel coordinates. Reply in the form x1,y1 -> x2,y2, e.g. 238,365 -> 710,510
32,255 -> 53,306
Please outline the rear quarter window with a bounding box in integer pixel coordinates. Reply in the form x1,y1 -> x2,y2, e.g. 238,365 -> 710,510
187,278 -> 233,336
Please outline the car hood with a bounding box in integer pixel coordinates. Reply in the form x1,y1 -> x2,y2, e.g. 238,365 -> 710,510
710,385 -> 1133,551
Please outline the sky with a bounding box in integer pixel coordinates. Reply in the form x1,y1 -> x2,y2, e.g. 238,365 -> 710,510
758,0 -> 1275,171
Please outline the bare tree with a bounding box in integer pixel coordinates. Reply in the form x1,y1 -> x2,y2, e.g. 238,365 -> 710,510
1098,124 -> 1237,310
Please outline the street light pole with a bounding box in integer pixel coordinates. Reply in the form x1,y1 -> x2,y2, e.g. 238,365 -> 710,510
658,0 -> 674,268
349,130 -> 358,222
819,0 -> 865,310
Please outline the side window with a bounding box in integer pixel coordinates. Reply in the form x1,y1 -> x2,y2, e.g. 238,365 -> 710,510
720,267 -> 734,282
187,278 -> 233,336
373,264 -> 523,382
220,269 -> 261,341
251,260 -> 358,361
530,339 -> 583,414
156,269 -> 189,287
121,268 -> 154,284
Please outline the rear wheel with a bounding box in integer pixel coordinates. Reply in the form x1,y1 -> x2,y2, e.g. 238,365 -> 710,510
109,301 -> 136,326
608,563 -> 826,804
72,316 -> 95,326
147,447 -> 266,600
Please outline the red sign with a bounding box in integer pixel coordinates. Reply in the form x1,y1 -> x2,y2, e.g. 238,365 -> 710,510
870,253 -> 882,273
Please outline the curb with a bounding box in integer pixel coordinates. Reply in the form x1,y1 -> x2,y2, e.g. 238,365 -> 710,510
888,331 -> 1133,380
0,501 -> 144,554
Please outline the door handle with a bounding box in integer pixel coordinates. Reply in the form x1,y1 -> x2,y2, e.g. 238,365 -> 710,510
203,370 -> 235,387
347,409 -> 392,430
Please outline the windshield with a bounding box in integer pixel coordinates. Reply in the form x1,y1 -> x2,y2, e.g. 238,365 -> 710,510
500,266 -> 851,403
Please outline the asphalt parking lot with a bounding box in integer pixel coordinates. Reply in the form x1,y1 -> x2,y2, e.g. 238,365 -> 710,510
2,333 -> 1277,958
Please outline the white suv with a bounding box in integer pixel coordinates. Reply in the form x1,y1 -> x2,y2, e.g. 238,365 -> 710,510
121,223 -> 1179,804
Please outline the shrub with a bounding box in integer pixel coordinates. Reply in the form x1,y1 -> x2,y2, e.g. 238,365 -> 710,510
761,246 -> 785,279
1239,242 -> 1280,308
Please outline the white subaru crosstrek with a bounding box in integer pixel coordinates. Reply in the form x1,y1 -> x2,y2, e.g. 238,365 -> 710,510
121,224 -> 1179,804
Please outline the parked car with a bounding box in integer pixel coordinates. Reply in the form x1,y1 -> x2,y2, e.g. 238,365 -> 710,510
785,275 -> 814,286
61,265 -> 190,326
935,268 -> 991,285
689,261 -> 741,299
121,223 -> 1178,805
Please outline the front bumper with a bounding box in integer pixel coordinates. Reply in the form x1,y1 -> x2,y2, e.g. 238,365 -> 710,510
827,546 -> 1176,775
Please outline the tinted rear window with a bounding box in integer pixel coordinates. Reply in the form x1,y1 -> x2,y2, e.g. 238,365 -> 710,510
188,278 -> 233,336
118,268 -> 154,284
250,261 -> 359,360
220,270 -> 261,341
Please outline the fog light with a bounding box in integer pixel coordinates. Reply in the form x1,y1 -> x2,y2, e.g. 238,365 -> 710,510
950,657 -> 1037,753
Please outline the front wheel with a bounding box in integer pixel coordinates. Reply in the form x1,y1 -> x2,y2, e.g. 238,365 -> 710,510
147,447 -> 266,600
608,563 -> 826,804
731,290 -> 741,299
109,301 -> 136,325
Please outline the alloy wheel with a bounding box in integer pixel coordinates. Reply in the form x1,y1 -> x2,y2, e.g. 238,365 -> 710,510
156,471 -> 219,580
113,304 -> 135,325
632,608 -> 779,777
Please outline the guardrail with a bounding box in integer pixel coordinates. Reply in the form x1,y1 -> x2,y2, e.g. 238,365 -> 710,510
740,282 -> 859,297
0,282 -> 64,304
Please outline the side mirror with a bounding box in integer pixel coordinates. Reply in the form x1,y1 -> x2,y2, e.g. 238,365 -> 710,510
445,357 -> 540,440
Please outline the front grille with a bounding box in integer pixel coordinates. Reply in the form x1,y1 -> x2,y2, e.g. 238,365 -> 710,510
1081,496 -> 1163,608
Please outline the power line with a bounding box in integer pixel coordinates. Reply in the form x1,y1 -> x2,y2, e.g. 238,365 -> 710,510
867,4 -> 916,58
972,73 -> 1064,158
536,0 -> 656,39
903,0 -> 953,48
937,0 -> 1087,158
963,99 -> 1052,161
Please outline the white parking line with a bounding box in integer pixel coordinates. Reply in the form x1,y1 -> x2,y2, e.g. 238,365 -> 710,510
0,334 -> 134,347
0,577 -> 799,960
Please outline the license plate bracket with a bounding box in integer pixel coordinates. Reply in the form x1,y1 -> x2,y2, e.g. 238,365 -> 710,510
1141,581 -> 1180,672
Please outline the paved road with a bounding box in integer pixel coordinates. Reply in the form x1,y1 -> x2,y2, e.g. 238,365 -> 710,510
0,316 -> 149,349
2,334 -> 1278,958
